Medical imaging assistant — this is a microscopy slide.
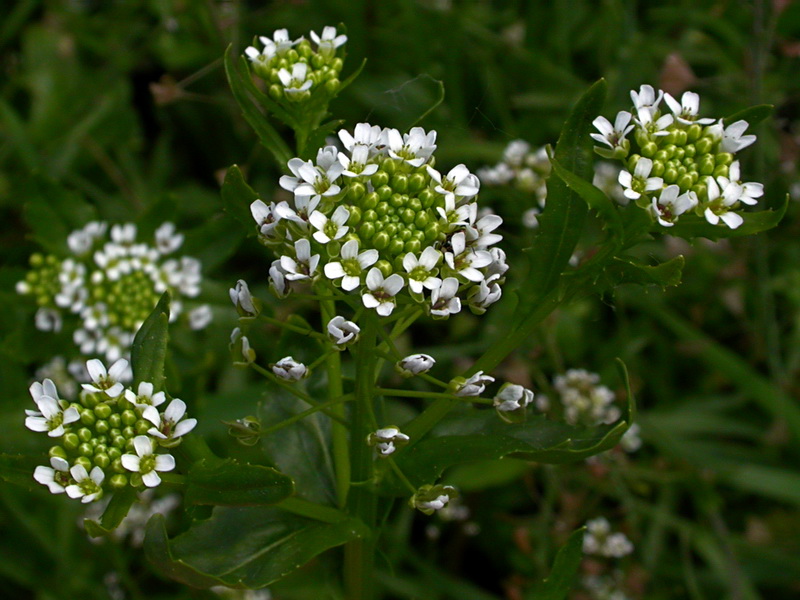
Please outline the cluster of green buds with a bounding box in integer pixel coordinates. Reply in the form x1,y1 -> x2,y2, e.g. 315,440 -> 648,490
27,358 -> 197,502
245,26 -> 347,104
592,85 -> 763,229
16,221 -> 210,363
252,123 -> 507,319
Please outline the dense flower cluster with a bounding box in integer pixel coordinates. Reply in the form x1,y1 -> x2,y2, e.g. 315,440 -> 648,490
16,222 -> 210,363
583,517 -> 634,558
592,85 -> 763,229
245,26 -> 347,103
253,123 -> 507,318
553,369 -> 621,427
27,358 -> 196,502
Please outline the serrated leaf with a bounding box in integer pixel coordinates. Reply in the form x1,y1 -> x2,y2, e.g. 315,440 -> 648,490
666,195 -> 786,241
185,459 -> 294,506
131,291 -> 170,390
532,527 -> 586,600
144,507 -> 368,588
223,45 -> 293,169
724,104 -> 773,127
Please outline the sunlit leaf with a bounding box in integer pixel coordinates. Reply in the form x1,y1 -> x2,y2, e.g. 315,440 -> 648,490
131,291 -> 170,390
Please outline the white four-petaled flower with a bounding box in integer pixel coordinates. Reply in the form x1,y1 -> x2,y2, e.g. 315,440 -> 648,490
121,435 -> 176,488
82,358 -> 129,398
324,239 -> 378,290
362,268 -> 404,316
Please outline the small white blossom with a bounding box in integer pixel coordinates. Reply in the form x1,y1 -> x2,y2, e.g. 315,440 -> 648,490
309,205 -> 350,244
250,199 -> 281,238
154,222 -> 184,254
663,91 -> 715,125
35,308 -> 63,332
397,354 -> 436,376
720,119 -> 757,153
230,327 -> 256,365
583,517 -> 634,558
310,26 -> 347,57
82,358 -> 129,398
368,426 -> 410,456
591,111 -> 634,149
467,279 -> 502,314
124,381 -> 166,410
230,279 -> 258,317
385,127 -> 437,167
429,277 -> 461,318
338,123 -> 383,153
493,383 -> 534,412
649,185 -> 698,227
277,62 -> 313,96
269,260 -> 290,298
630,84 -> 662,117
25,380 -> 79,437
280,239 -> 320,281
324,239 -> 378,290
427,164 -> 480,203
143,398 -> 197,443
188,304 -> 213,330
33,456 -> 71,494
272,356 -> 309,381
403,247 -> 442,294
362,268 -> 404,317
502,140 -> 531,167
618,158 -> 664,201
65,464 -> 105,503
327,316 -> 360,347
444,232 -> 492,282
339,145 -> 379,178
715,161 -> 764,206
704,176 -> 744,229
121,435 -> 175,488
453,371 -> 495,397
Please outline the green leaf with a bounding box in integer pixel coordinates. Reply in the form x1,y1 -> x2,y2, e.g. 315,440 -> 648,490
223,45 -> 293,169
185,459 -> 294,506
599,255 -> 685,290
0,454 -> 36,488
548,150 -> 622,236
144,507 -> 368,588
131,291 -> 170,390
724,104 -> 773,127
666,196 -> 786,241
84,485 -> 139,537
532,527 -> 586,600
303,119 -> 346,162
221,165 -> 260,234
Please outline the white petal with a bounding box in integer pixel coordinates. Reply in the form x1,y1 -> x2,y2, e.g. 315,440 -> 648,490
133,435 -> 153,457
121,454 -> 141,472
142,471 -> 162,487
155,454 -> 176,472
174,419 -> 197,438
165,398 -> 187,422
86,359 -> 106,382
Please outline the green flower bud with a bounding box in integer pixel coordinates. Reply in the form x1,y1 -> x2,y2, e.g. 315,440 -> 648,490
388,239 -> 405,255
654,150 -> 669,163
404,239 -> 422,254
121,409 -> 137,426
634,129 -> 650,148
377,185 -> 393,202
108,447 -> 122,460
692,182 -> 708,202
695,137 -> 714,155
372,171 -> 389,189
699,155 -> 716,175
48,445 -> 68,460
640,142 -> 658,158
674,129 -> 688,146
686,123 -> 702,142
94,404 -> 112,419
684,144 -> 696,158
268,84 -> 283,100
677,174 -> 694,191
79,443 -> 93,457
375,202 -> 389,218
408,173 -> 426,193
135,420 -> 150,435
382,157 -> 397,175
373,232 -> 389,250
715,152 -> 733,166
129,472 -> 143,487
359,222 -> 376,240
424,223 -> 440,242
82,393 -> 99,409
348,206 -> 362,226
391,174 -> 408,193
331,57 -> 343,72
325,79 -> 340,94
112,458 -> 125,474
362,192 -> 379,210
375,260 -> 393,278
663,168 -> 678,184
389,193 -> 404,208
109,474 -> 128,489
96,420 -> 110,434
384,223 -> 398,237
348,182 -> 366,201
650,160 -> 665,177
673,147 -> 685,161
78,427 -> 92,443
64,433 -> 80,450
80,410 -> 96,426
418,188 -> 436,209
122,426 -> 135,439
75,456 -> 92,472
713,164 -> 729,178
400,209 -> 416,225
94,454 -> 110,469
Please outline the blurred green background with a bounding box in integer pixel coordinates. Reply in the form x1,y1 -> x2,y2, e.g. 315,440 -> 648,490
1,0 -> 800,598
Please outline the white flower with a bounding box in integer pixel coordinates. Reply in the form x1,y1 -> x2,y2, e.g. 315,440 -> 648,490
111,223 -> 137,244
502,140 -> 531,167
620,423 -> 642,453
704,176 -> 744,229
635,108 -> 673,136
188,304 -> 213,330
583,517 -> 634,558
467,279 -> 502,314
67,221 -> 107,254
33,456 -> 71,494
25,380 -> 79,437
368,427 -> 410,456
280,154 -> 343,201
277,62 -> 313,95
230,327 -> 256,365
416,490 -> 455,513
259,28 -> 298,55
397,354 -> 436,376
453,371 -> 495,397
591,111 -> 634,148
154,222 -> 184,254
143,398 -> 197,443
269,260 -> 290,298
618,158 -> 664,200
327,316 -> 360,347
385,127 -> 437,167
244,43 -> 276,66
280,239 -> 320,281
309,205 -> 350,244
522,207 -> 540,228
310,26 -> 347,56
338,123 -> 383,153
720,119 -> 757,153
466,213 -> 503,250
272,356 -> 309,381
35,308 -> 62,332
715,161 -> 764,206
324,239 -> 378,290
65,464 -> 105,503
427,164 -> 480,203
121,435 -> 175,488
124,381 -> 166,410
82,358 -> 129,398
250,199 -> 282,238
493,383 -> 534,412
444,232 -> 492,282
339,145 -> 379,177
230,279 -> 258,317
403,247 -> 442,294
663,91 -> 715,125
649,185 -> 698,227
630,84 -> 662,116
429,277 -> 461,318
362,268 -> 404,317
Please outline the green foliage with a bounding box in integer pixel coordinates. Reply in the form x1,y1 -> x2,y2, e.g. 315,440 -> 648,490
185,459 -> 294,506
131,291 -> 171,390
531,527 -> 586,600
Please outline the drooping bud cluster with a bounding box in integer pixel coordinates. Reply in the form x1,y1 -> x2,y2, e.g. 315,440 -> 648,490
27,358 -> 197,502
245,26 -> 347,103
583,517 -> 634,558
553,369 -> 621,427
592,85 -> 763,229
16,222 -> 210,363
367,426 -> 410,457
254,123 -> 507,318
492,382 -> 535,423
410,483 -> 459,515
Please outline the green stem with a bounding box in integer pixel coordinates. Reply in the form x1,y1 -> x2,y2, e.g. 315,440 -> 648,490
318,286 -> 351,509
386,457 -> 418,495
345,312 -> 379,600
278,497 -> 350,524
257,314 -> 327,340
258,395 -> 352,437
375,387 -> 493,404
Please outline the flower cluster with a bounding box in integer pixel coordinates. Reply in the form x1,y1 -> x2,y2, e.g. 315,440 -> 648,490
254,123 -> 507,318
367,426 -> 409,457
592,85 -> 763,229
245,26 -> 347,103
583,517 -> 634,558
410,484 -> 459,515
16,222 -> 210,363
27,358 -> 196,502
553,369 -> 621,427
477,140 -> 551,200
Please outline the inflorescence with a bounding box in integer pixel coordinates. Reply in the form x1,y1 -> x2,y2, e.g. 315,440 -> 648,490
253,123 -> 507,318
593,85 -> 763,229
28,358 -> 196,502
16,221 -> 210,363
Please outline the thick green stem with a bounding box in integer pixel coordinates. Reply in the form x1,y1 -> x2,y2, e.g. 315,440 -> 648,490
344,313 -> 379,600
